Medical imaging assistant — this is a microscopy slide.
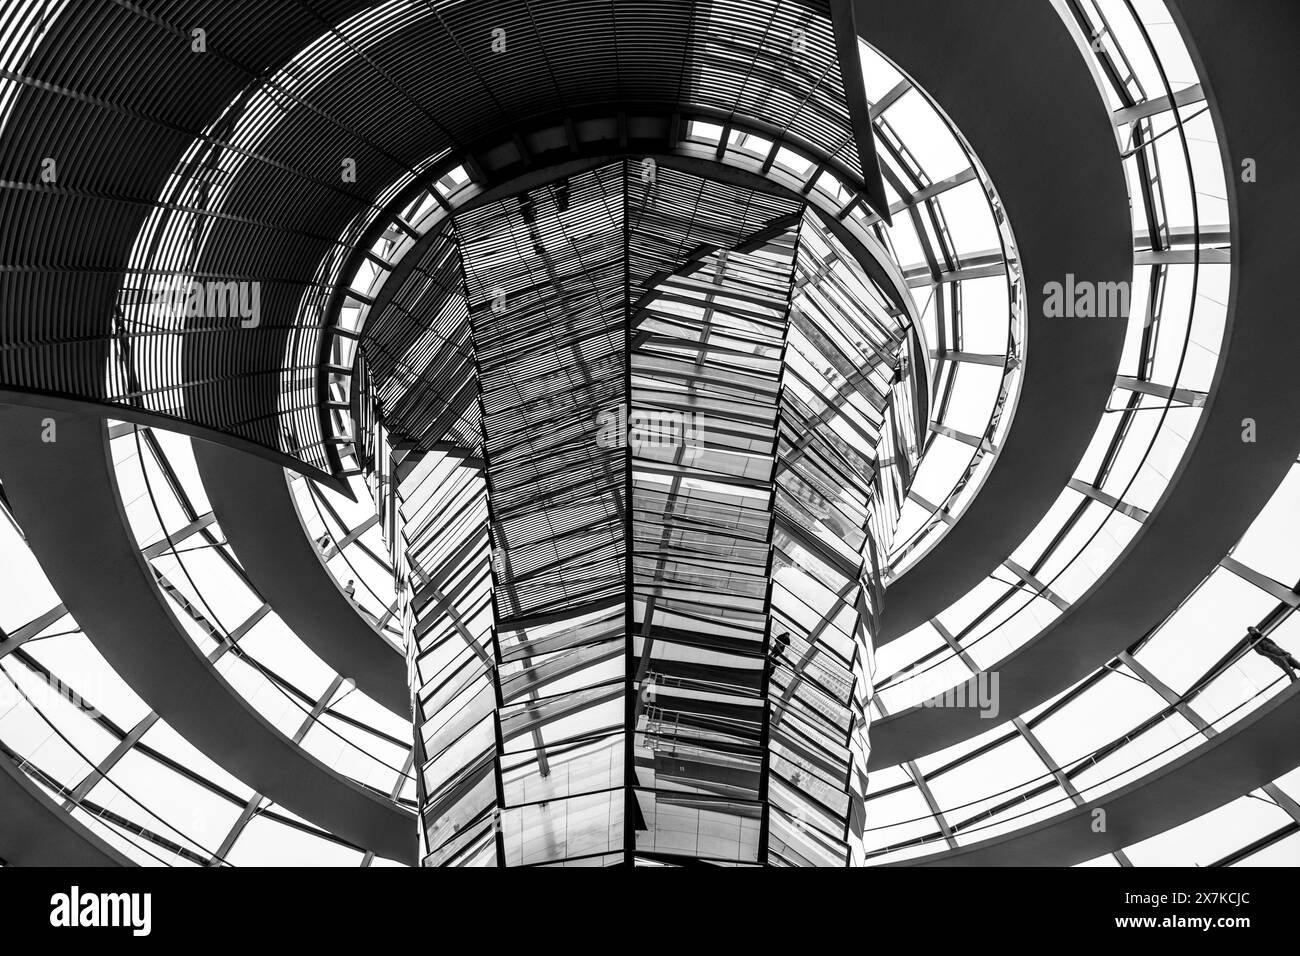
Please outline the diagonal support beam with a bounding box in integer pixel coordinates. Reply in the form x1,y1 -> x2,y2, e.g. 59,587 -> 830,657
829,0 -> 893,225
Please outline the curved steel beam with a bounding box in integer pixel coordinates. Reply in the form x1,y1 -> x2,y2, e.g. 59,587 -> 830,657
191,440 -> 409,717
866,0 -> 1132,642
0,405 -> 416,864
0,754 -> 133,866
889,684 -> 1300,866
868,0 -> 1300,770
0,390 -> 349,495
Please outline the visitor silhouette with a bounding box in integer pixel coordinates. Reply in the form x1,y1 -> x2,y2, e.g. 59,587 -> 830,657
1247,625 -> 1300,682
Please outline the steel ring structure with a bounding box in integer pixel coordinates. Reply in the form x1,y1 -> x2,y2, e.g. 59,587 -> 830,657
0,0 -> 1297,871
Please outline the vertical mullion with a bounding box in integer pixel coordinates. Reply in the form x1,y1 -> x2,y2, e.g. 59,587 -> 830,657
448,215 -> 508,868
622,160 -> 637,867
757,220 -> 804,864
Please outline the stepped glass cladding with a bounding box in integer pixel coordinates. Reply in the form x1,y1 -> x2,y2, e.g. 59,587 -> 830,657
376,164 -> 922,866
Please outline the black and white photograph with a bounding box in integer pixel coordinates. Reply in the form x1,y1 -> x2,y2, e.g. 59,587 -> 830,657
0,0 -> 1295,937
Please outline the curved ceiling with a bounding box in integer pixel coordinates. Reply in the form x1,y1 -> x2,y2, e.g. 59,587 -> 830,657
0,0 -> 887,481
868,0 -> 1300,767
0,405 -> 416,865
866,0 -> 1131,642
892,684 -> 1300,867
192,439 -> 410,717
0,0 -> 1297,869
0,753 -> 133,867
